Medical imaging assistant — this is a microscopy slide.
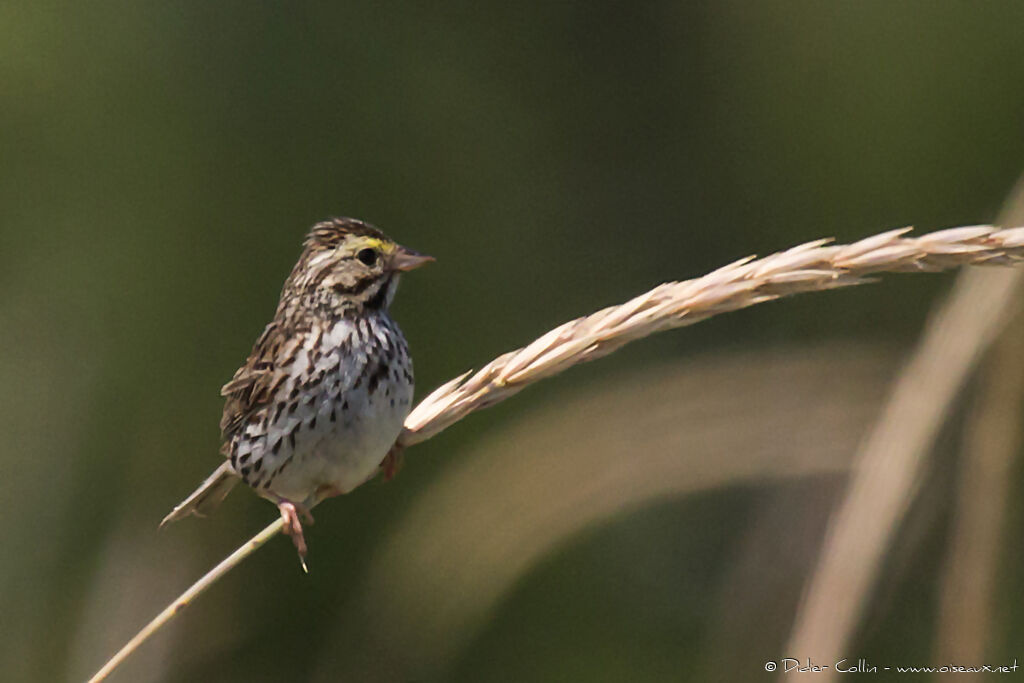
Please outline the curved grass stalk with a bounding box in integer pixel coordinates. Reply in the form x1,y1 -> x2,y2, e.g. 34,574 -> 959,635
88,223 -> 1024,682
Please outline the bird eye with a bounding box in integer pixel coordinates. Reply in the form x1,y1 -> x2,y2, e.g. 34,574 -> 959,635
356,248 -> 378,266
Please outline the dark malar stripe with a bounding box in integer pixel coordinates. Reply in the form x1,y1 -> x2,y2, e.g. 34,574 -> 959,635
364,274 -> 393,310
332,274 -> 379,297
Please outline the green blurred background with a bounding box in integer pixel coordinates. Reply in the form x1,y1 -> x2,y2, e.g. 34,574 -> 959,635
3,2 -> 1024,682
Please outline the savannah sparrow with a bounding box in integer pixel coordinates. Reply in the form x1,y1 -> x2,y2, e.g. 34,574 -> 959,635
161,217 -> 433,565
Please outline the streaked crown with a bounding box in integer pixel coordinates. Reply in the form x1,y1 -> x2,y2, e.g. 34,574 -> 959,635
282,217 -> 432,314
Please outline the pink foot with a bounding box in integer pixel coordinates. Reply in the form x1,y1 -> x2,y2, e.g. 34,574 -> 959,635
278,499 -> 314,569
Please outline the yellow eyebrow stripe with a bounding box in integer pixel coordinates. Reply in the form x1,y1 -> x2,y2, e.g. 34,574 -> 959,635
359,237 -> 394,253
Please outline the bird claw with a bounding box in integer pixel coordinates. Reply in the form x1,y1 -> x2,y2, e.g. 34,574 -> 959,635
278,500 -> 314,570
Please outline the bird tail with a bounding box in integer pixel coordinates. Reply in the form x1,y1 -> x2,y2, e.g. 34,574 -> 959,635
160,461 -> 240,527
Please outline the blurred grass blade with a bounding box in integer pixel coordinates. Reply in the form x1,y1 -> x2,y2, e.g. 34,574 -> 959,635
784,178 -> 1024,679
935,292 -> 1024,671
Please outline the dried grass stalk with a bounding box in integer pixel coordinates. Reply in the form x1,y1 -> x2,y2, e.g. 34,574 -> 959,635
399,225 -> 1024,446
89,223 -> 1024,683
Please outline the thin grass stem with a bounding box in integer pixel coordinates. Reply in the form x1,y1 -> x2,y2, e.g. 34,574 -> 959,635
88,223 -> 1024,682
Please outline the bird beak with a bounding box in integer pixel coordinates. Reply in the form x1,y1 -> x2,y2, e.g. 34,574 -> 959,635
389,246 -> 435,272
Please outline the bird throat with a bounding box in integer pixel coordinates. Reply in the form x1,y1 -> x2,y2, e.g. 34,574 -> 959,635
364,274 -> 396,311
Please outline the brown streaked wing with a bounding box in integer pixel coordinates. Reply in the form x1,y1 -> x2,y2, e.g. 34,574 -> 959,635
218,318 -> 310,444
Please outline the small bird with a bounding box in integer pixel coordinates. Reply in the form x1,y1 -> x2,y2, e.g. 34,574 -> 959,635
161,217 -> 433,565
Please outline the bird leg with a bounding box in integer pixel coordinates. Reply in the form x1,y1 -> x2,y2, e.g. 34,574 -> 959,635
277,499 -> 315,570
380,443 -> 405,482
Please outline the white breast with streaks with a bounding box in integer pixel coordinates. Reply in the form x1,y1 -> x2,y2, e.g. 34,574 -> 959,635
235,314 -> 413,504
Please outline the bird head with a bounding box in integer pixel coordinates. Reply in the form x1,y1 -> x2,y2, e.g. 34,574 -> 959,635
285,217 -> 433,313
